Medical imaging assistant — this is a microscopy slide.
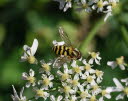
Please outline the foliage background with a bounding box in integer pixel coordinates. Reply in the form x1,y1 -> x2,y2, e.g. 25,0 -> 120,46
0,0 -> 128,101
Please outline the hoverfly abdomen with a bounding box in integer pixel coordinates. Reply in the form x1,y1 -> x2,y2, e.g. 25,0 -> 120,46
53,45 -> 72,57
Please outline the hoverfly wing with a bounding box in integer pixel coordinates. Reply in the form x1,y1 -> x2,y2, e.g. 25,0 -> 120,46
53,56 -> 71,68
59,27 -> 72,47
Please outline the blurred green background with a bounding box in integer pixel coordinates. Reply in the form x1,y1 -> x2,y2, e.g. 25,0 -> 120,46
0,0 -> 128,101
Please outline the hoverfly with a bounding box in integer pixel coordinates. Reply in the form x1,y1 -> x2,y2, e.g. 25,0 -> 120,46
53,27 -> 81,67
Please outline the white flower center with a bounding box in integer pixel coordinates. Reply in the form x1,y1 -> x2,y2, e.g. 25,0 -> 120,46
97,0 -> 103,8
95,70 -> 103,77
80,91 -> 88,98
116,56 -> 124,65
63,86 -> 71,94
92,85 -> 99,91
87,76 -> 93,83
73,67 -> 81,73
62,73 -> 70,81
91,52 -> 97,59
27,76 -> 36,83
72,80 -> 79,86
124,87 -> 128,95
42,64 -> 51,72
90,96 -> 96,101
102,90 -> 107,96
85,64 -> 91,70
27,56 -> 36,64
36,90 -> 44,97
43,78 -> 50,86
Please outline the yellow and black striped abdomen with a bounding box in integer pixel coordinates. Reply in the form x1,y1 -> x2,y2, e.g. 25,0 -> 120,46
53,45 -> 73,56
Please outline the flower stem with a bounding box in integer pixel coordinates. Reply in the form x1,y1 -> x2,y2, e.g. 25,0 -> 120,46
80,17 -> 105,55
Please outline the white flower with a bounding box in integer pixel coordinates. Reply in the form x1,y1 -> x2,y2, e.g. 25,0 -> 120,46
89,52 -> 101,65
108,0 -> 119,8
104,11 -> 112,22
33,87 -> 49,100
89,93 -> 97,101
87,84 -> 101,95
64,95 -> 77,101
82,59 -> 95,74
107,56 -> 127,70
57,63 -> 71,81
39,60 -> 52,74
53,0 -> 72,12
95,69 -> 104,84
70,60 -> 83,76
79,85 -> 91,101
92,0 -> 108,13
76,0 -> 92,13
21,39 -> 38,64
59,83 -> 75,98
99,87 -> 113,101
11,85 -> 26,101
22,69 -> 36,88
88,0 -> 98,5
113,78 -> 128,100
38,74 -> 54,90
81,73 -> 96,85
121,78 -> 128,86
67,74 -> 80,91
50,95 -> 63,101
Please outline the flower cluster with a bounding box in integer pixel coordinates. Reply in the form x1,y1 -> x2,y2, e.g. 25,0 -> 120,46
53,0 -> 119,21
11,38 -> 128,101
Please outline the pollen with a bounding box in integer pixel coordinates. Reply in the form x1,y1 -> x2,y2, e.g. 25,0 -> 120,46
36,90 -> 44,97
124,87 -> 128,95
116,56 -> 124,65
27,56 -> 36,64
64,86 -> 71,94
92,85 -> 99,91
101,90 -> 107,96
80,91 -> 88,98
95,70 -> 103,77
73,67 -> 81,73
85,64 -> 91,70
90,95 -> 96,101
72,80 -> 79,86
43,78 -> 50,86
62,73 -> 70,81
91,52 -> 97,59
87,76 -> 93,83
27,76 -> 36,83
97,0 -> 103,8
42,64 -> 51,72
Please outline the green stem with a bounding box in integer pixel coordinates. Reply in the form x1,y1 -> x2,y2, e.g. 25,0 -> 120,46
80,17 -> 105,55
121,26 -> 128,48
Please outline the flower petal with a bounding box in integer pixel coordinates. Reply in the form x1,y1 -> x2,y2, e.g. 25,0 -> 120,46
22,72 -> 29,80
107,61 -> 117,69
119,64 -> 125,70
113,78 -> 124,90
31,39 -> 38,56
23,45 -> 31,55
116,93 -> 125,100
29,69 -> 35,77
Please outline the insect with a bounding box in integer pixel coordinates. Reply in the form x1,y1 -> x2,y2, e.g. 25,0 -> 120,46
53,27 -> 81,67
